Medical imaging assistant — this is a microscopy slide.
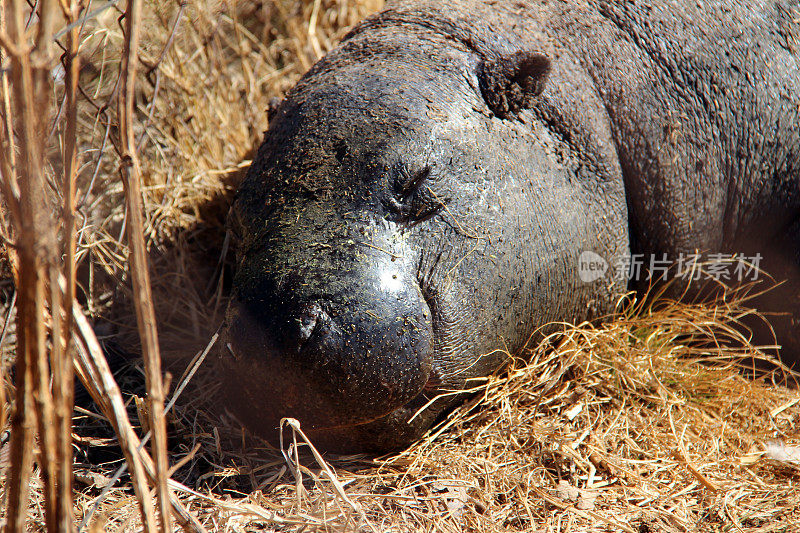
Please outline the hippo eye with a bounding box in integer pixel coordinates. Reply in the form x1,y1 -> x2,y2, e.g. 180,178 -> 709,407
397,165 -> 430,195
385,165 -> 449,226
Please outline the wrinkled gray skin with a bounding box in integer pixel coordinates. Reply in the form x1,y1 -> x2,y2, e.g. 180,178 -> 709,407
217,0 -> 800,453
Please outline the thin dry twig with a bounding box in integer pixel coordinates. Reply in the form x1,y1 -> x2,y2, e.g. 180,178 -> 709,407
52,1 -> 81,529
71,301 -> 175,532
78,333 -> 217,532
116,0 -> 172,530
0,1 -> 61,531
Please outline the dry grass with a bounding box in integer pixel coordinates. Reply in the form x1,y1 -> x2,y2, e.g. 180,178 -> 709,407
159,288 -> 800,533
1,1 -> 799,531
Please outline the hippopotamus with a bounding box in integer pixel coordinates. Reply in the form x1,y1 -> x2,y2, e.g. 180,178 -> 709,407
215,0 -> 800,453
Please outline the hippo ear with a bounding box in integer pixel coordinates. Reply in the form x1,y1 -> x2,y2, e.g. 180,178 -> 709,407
478,51 -> 551,118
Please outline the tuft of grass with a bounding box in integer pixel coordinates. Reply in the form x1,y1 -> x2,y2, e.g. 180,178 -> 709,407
156,286 -> 800,532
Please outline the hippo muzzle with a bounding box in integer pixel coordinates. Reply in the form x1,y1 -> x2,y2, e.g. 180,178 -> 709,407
219,215 -> 438,450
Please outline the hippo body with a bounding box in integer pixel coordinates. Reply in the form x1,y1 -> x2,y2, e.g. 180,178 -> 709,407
218,0 -> 800,452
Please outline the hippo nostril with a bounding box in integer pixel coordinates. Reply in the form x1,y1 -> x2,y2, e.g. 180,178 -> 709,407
220,262 -> 435,436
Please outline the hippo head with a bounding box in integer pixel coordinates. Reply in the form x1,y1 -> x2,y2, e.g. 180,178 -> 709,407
216,11 -> 624,452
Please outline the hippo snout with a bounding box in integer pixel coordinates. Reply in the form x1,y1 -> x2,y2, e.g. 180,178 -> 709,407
218,265 -> 436,449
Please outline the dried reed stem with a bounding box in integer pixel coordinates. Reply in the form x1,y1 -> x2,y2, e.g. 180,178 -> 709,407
71,302 -> 206,533
116,0 -> 173,531
0,1 -> 61,530
0,0 -> 15,436
53,0 -> 81,529
71,301 -> 158,532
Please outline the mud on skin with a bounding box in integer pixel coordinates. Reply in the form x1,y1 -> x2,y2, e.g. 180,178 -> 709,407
213,0 -> 800,453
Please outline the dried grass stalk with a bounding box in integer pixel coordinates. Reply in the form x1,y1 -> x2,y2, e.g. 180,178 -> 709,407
71,301 -> 158,531
53,0 -> 81,529
116,1 -> 173,531
0,1 -> 61,531
70,301 -> 206,533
